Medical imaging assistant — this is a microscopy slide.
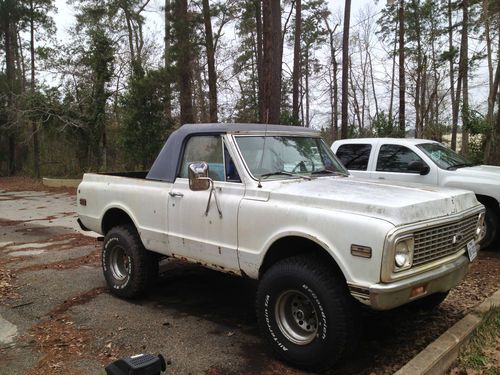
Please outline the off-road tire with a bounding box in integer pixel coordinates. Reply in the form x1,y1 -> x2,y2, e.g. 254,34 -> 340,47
256,255 -> 360,372
102,225 -> 158,299
408,291 -> 449,311
479,207 -> 499,250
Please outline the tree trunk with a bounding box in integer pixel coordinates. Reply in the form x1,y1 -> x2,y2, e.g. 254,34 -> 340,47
341,0 -> 351,139
398,0 -> 405,135
4,11 -> 17,175
389,24 -> 397,124
164,0 -> 172,119
202,0 -> 218,123
305,47 -> 310,128
449,0 -> 458,150
368,51 -> 379,119
460,0 -> 469,156
255,0 -> 264,122
292,0 -> 301,124
349,57 -> 362,133
414,2 -> 422,138
30,0 -> 40,179
324,17 -> 338,140
496,86 -> 500,164
16,27 -> 26,89
483,0 -> 495,162
176,0 -> 194,124
261,0 -> 281,124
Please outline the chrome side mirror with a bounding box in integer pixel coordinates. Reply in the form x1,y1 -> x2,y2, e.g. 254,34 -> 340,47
188,162 -> 210,191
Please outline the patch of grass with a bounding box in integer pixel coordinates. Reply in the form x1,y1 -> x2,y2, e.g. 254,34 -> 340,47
457,306 -> 500,374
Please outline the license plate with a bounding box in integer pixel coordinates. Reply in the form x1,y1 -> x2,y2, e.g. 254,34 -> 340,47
467,239 -> 477,262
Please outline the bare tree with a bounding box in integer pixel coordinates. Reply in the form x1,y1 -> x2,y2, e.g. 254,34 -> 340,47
175,0 -> 194,124
398,0 -> 405,134
261,0 -> 281,124
341,0 -> 351,138
202,0 -> 218,122
292,0 -> 301,124
324,14 -> 339,140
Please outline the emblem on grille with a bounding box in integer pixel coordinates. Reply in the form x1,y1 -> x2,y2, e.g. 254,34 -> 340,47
452,232 -> 464,244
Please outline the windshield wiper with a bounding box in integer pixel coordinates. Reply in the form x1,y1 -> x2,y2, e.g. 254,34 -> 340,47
311,169 -> 348,177
446,163 -> 474,170
260,171 -> 311,180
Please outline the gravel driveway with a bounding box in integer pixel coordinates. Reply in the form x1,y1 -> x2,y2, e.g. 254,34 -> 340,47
1,180 -> 499,375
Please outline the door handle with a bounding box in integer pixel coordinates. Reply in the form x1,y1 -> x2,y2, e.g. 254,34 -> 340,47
169,191 -> 184,197
378,177 -> 385,180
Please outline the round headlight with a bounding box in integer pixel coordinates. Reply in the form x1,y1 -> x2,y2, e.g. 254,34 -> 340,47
395,241 -> 409,268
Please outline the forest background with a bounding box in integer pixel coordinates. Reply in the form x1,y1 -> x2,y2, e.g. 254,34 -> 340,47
0,0 -> 499,178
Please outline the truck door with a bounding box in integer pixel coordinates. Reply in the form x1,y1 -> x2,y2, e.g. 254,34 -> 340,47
334,143 -> 373,179
167,135 -> 244,273
371,143 -> 438,185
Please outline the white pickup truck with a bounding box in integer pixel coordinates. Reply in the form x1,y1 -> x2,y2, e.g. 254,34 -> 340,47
332,138 -> 500,249
78,124 -> 484,371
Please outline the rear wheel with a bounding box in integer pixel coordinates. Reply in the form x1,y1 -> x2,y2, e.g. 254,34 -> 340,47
256,256 -> 359,371
102,225 -> 158,299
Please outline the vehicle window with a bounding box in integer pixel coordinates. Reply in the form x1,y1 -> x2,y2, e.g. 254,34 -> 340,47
376,144 -> 424,173
224,146 -> 241,182
336,144 -> 372,170
235,136 -> 348,179
417,142 -> 473,170
179,136 -> 224,181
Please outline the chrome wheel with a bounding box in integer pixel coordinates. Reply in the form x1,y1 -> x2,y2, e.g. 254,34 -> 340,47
275,290 -> 318,345
477,218 -> 487,244
109,245 -> 130,281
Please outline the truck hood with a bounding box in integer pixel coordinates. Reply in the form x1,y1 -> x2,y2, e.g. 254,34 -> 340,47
268,177 -> 479,226
455,165 -> 500,180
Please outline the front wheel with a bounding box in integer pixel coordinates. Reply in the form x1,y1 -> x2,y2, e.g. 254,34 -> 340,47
478,207 -> 499,250
102,225 -> 158,299
256,256 -> 359,371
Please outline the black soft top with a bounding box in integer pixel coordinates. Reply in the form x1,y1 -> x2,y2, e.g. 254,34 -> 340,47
146,123 -> 318,183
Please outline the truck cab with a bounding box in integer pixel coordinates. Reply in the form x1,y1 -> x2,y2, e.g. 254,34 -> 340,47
332,138 -> 500,248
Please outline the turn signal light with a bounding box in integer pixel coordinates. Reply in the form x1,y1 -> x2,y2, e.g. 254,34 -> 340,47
410,285 -> 426,298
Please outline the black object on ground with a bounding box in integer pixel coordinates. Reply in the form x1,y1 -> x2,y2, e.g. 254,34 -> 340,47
105,353 -> 167,375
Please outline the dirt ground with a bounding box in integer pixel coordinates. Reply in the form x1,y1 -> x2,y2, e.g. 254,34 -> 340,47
0,178 -> 499,375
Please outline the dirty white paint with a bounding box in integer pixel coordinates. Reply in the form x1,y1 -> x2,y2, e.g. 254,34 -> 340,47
0,241 -> 13,248
8,249 -> 46,257
0,315 -> 18,344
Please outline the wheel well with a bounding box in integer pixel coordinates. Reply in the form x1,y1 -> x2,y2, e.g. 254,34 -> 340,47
476,195 -> 500,212
259,236 -> 345,280
101,208 -> 135,235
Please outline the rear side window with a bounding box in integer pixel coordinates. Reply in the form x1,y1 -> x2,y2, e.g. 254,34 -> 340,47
376,144 -> 423,173
336,144 -> 372,171
179,136 -> 224,181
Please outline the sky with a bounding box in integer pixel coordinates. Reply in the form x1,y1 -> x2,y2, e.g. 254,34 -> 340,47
47,0 -> 490,129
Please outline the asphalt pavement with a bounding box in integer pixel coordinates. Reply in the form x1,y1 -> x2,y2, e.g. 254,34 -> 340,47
1,188 -> 499,375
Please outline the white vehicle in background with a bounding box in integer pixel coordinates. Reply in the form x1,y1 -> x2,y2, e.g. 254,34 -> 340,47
332,138 -> 500,248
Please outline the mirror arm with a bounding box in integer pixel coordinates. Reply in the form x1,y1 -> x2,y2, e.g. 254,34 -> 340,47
200,177 -> 223,218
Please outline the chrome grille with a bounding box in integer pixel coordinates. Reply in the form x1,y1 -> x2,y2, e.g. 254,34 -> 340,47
413,214 -> 478,267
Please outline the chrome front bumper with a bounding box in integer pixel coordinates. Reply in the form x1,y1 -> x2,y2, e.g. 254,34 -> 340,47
349,255 -> 470,310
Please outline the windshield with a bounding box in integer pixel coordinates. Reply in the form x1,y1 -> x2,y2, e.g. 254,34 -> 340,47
417,143 -> 473,170
234,135 -> 348,179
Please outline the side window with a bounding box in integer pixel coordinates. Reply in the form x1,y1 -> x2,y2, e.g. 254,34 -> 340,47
224,146 -> 241,183
376,144 -> 423,173
179,136 -> 224,181
336,144 -> 372,171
